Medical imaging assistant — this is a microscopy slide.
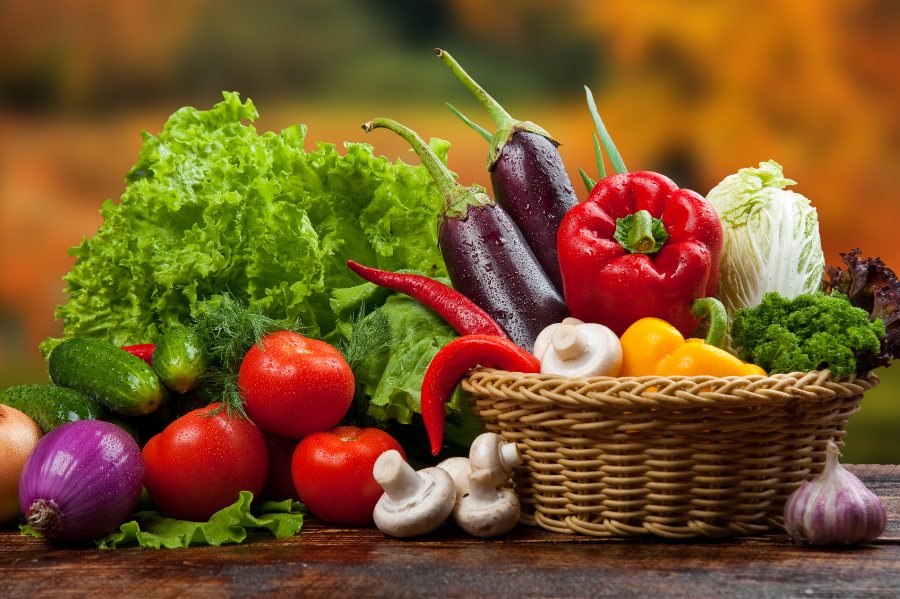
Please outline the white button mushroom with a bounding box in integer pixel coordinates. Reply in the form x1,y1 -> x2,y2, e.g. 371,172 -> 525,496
468,432 -> 523,488
372,449 -> 456,538
436,456 -> 473,497
453,468 -> 521,538
537,322 -> 622,378
532,316 -> 585,362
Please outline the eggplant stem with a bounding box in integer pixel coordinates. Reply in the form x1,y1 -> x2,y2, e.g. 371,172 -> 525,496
435,48 -> 515,131
362,118 -> 458,202
584,86 -> 627,175
445,102 -> 492,142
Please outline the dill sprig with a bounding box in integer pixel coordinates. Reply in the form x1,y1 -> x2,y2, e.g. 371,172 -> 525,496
336,306 -> 392,426
192,293 -> 305,416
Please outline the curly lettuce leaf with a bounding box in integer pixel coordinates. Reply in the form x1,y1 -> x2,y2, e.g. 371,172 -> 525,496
44,92 -> 458,427
95,491 -> 304,549
48,91 -> 448,350
331,279 -> 460,424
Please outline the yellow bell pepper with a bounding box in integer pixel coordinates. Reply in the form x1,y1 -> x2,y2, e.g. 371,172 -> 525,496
619,298 -> 766,378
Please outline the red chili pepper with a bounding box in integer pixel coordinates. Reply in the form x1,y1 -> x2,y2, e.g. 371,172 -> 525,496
557,171 -> 722,337
421,335 -> 540,456
121,343 -> 155,364
347,260 -> 508,339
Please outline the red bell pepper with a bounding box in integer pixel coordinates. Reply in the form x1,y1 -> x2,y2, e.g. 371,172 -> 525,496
557,171 -> 723,337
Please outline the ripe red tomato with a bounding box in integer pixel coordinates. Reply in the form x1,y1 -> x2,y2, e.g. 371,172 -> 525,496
238,331 -> 355,438
291,426 -> 405,525
142,403 -> 268,521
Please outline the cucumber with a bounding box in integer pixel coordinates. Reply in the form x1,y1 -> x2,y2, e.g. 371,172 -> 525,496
49,337 -> 165,416
0,384 -> 104,432
152,327 -> 208,394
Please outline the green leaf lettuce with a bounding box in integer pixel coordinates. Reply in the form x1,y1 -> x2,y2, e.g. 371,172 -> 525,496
45,92 -> 459,426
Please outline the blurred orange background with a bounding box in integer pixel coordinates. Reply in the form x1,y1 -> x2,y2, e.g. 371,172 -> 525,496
1,0 -> 898,460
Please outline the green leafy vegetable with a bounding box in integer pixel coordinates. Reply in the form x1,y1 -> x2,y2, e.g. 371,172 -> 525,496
825,248 -> 900,370
94,491 -> 304,549
42,91 -> 456,427
706,161 -> 826,322
331,279 -> 462,424
45,91 -> 447,350
730,292 -> 885,378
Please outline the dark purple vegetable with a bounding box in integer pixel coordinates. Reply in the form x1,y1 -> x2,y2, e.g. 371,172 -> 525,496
436,48 -> 578,292
362,118 -> 568,352
19,420 -> 144,542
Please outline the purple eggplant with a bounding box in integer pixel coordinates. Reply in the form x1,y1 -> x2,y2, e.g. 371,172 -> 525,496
362,118 -> 568,352
436,48 -> 578,292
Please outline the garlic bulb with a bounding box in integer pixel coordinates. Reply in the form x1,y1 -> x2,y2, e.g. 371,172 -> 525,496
783,440 -> 887,546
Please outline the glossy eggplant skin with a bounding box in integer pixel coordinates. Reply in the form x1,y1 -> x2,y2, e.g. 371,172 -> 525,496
490,130 -> 578,293
439,202 -> 569,352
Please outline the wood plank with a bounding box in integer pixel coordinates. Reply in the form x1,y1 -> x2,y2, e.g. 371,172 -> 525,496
1,465 -> 898,598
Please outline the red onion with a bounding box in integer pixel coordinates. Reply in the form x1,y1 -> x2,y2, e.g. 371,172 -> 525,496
18,420 -> 144,542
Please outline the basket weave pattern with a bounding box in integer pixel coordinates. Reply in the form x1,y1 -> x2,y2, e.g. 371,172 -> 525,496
461,369 -> 877,538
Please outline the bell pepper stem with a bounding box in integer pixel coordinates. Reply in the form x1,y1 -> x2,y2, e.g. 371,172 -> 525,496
614,210 -> 669,254
691,297 -> 728,348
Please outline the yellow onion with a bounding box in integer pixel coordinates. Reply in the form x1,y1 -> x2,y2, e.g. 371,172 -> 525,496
0,404 -> 43,522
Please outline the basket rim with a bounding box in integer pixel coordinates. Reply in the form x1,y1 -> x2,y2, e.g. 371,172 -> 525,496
461,368 -> 878,410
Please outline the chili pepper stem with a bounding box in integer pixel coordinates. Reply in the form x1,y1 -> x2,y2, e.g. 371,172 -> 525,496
691,297 -> 728,348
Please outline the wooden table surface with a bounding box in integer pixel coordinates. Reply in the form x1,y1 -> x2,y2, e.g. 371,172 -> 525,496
2,464 -> 898,598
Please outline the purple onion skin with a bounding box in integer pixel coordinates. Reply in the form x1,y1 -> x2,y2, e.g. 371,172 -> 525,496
490,131 -> 578,293
440,203 -> 569,352
18,420 -> 144,542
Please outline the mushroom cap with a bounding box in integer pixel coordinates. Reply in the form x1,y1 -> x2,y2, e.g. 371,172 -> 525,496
539,323 -> 622,378
469,432 -> 522,488
453,470 -> 521,538
373,467 -> 456,538
436,456 -> 473,497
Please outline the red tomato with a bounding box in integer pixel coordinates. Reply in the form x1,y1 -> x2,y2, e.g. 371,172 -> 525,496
238,331 -> 355,438
291,426 -> 405,525
261,433 -> 301,501
142,403 -> 268,521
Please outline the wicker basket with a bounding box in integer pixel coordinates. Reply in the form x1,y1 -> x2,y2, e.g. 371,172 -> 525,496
461,369 -> 877,539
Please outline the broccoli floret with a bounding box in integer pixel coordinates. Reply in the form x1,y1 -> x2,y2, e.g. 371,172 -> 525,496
731,292 -> 884,377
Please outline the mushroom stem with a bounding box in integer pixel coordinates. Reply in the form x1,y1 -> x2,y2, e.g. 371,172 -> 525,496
498,442 -> 523,472
551,324 -> 587,360
373,450 -> 425,502
469,432 -> 522,488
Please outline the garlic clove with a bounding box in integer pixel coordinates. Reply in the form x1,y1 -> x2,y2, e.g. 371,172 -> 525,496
783,441 -> 887,546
